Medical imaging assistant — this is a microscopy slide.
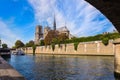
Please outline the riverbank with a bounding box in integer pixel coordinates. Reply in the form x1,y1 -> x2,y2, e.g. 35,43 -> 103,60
27,53 -> 114,56
0,56 -> 26,80
24,40 -> 114,56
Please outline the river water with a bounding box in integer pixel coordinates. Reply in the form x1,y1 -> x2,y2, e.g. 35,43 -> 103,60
5,55 -> 115,80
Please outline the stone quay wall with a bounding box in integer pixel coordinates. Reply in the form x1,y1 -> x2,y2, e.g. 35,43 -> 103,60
0,56 -> 26,80
24,40 -> 114,56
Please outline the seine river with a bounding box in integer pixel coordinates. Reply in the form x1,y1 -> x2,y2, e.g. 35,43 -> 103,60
5,55 -> 115,80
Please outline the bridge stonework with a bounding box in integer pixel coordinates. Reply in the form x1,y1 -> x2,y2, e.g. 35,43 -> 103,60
113,39 -> 120,78
85,0 -> 120,32
85,0 -> 120,78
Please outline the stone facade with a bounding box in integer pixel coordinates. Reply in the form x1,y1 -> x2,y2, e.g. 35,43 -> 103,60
113,38 -> 120,78
35,17 -> 71,45
57,26 -> 70,39
43,16 -> 71,40
35,25 -> 43,45
43,26 -> 70,40
43,26 -> 51,39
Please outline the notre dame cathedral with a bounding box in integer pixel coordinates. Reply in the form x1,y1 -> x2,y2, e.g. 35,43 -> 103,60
35,17 -> 72,45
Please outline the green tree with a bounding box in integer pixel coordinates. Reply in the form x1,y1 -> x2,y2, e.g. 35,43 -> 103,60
12,46 -> 16,49
102,37 -> 109,46
74,42 -> 79,51
2,43 -> 8,48
62,33 -> 120,44
25,40 -> 34,47
44,30 -> 58,45
51,43 -> 55,51
40,40 -> 45,46
15,40 -> 24,48
64,43 -> 67,51
58,33 -> 68,42
32,45 -> 36,55
52,38 -> 59,44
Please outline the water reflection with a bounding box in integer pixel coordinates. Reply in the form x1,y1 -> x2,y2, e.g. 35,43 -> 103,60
5,55 -> 115,80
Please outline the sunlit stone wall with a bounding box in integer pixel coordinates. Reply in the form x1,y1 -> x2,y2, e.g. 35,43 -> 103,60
24,40 -> 114,55
113,38 -> 120,76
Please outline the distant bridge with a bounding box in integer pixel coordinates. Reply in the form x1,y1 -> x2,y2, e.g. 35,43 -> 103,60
0,48 -> 11,58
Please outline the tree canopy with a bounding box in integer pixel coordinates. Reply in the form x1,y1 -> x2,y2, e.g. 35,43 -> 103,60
44,32 -> 120,46
58,33 -> 68,42
39,40 -> 45,46
13,32 -> 120,48
2,43 -> 8,48
15,40 -> 24,48
44,30 -> 69,45
25,40 -> 34,47
44,30 -> 58,45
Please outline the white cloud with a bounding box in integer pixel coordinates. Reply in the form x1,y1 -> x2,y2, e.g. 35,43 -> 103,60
28,0 -> 116,37
0,20 -> 21,47
28,0 -> 56,27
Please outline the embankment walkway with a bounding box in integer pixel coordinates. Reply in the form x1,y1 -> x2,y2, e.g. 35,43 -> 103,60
0,56 -> 26,80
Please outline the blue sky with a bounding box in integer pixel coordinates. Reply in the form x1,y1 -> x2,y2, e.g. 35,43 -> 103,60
0,0 -> 115,47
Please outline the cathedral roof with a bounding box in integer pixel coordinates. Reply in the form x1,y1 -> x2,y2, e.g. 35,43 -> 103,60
44,26 -> 51,30
57,26 -> 69,32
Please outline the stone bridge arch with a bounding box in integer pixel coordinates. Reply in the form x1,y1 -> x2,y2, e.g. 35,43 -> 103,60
85,0 -> 120,78
85,0 -> 120,32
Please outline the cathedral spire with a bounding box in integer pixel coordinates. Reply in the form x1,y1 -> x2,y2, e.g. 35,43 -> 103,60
53,14 -> 56,30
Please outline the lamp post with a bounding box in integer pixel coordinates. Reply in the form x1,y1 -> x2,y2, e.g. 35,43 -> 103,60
0,39 -> 1,48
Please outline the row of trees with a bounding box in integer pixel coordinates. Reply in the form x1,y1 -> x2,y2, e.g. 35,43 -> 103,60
59,33 -> 120,46
12,32 -> 68,49
40,32 -> 120,51
44,30 -> 68,45
13,32 -> 120,50
12,40 -> 36,55
12,40 -> 35,49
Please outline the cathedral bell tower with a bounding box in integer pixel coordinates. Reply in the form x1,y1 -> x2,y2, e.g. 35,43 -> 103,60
35,25 -> 43,45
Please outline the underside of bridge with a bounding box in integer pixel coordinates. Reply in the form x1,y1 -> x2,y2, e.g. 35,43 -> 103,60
85,0 -> 120,32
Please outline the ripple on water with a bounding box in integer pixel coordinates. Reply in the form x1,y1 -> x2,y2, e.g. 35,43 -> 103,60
5,55 -> 115,80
